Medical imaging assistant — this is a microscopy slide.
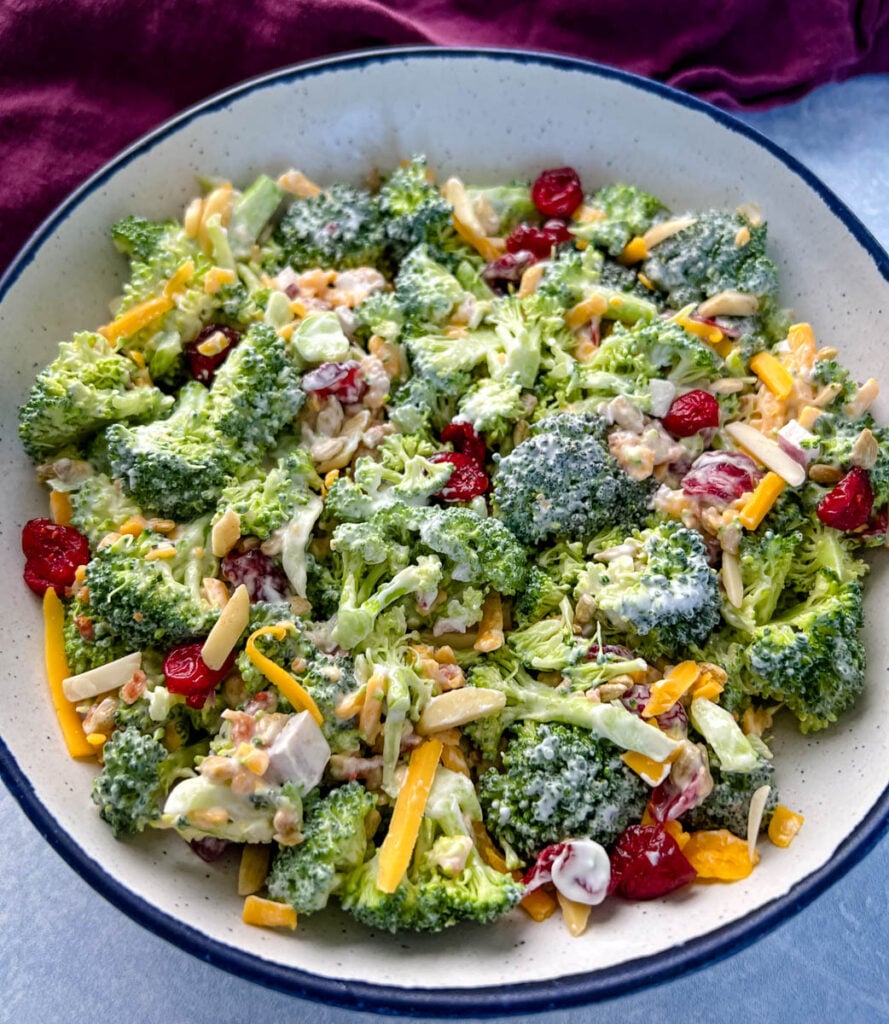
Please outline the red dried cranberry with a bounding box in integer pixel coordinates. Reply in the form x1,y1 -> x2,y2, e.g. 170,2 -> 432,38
429,451 -> 490,501
301,360 -> 367,405
21,518 -> 90,596
681,451 -> 763,506
441,420 -> 487,466
662,390 -> 720,437
608,825 -> 696,900
481,251 -> 536,293
817,467 -> 874,532
531,167 -> 584,218
586,642 -> 636,662
505,219 -> 573,260
163,643 -> 235,708
186,325 -> 240,384
221,548 -> 290,603
189,836 -> 231,861
522,842 -> 567,892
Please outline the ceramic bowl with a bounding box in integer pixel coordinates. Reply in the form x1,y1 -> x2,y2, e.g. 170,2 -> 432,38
1,48 -> 888,1016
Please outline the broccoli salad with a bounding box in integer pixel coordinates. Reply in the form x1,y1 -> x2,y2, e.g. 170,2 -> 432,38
18,157 -> 889,936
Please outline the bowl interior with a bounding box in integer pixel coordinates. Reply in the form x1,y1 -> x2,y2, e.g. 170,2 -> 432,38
2,49 -> 888,1012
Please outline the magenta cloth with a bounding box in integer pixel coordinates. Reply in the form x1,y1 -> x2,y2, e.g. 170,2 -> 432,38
2,0 -> 889,276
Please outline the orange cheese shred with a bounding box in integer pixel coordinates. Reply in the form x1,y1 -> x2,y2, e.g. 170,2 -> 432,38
98,295 -> 173,344
520,885 -> 559,922
451,214 -> 504,263
565,293 -> 609,330
376,739 -> 443,894
768,805 -> 805,848
242,894 -> 297,930
49,490 -> 72,526
683,829 -> 757,881
245,625 -> 323,726
750,351 -> 794,401
739,472 -> 786,530
42,588 -> 94,758
642,661 -> 701,718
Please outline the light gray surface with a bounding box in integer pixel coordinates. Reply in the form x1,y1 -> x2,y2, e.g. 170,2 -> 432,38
3,72 -> 889,1024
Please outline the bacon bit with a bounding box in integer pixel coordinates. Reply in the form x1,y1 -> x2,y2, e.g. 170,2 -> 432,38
120,670 -> 147,705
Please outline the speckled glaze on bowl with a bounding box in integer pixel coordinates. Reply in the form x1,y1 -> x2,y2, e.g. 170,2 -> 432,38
1,48 -> 889,1017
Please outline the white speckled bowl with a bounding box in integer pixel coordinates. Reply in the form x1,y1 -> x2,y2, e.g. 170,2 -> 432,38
2,49 -> 888,1016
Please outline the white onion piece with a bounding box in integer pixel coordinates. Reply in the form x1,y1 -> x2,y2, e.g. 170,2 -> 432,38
649,379 -> 677,418
550,839 -> 611,906
747,784 -> 772,862
777,419 -> 819,468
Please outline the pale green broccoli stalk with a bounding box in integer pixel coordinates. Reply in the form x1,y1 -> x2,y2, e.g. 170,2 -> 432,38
456,376 -> 527,443
463,653 -> 678,763
465,182 -> 536,235
478,720 -> 649,861
683,760 -> 778,838
18,332 -> 173,460
69,472 -> 145,548
492,413 -> 653,546
323,433 -> 454,524
266,782 -> 378,913
378,157 -> 455,260
574,521 -> 720,661
290,311 -> 351,364
571,182 -> 668,256
84,530 -> 218,647
107,323 -> 304,518
91,726 -> 206,838
274,184 -> 387,271
227,175 -> 285,259
340,767 -> 523,932
507,598 -> 585,670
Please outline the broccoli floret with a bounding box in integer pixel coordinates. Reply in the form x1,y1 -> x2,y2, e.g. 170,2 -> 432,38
388,368 -> 473,435
743,571 -> 866,733
720,528 -> 802,634
63,594 -> 133,676
323,433 -> 453,524
111,215 -> 173,263
683,760 -> 778,838
91,726 -> 205,837
393,244 -> 467,330
274,184 -> 387,271
571,183 -> 667,257
492,413 -> 653,546
405,323 -> 502,380
537,246 -> 605,308
641,210 -> 779,312
809,358 -> 858,409
68,472 -> 145,549
463,652 -> 678,763
512,566 -> 565,626
353,290 -> 405,346
574,521 -> 720,660
340,767 -> 523,932
456,376 -> 527,444
266,782 -> 377,913
107,324 -> 304,518
84,530 -> 217,647
305,551 -> 343,621
478,721 -> 648,861
507,599 -> 584,670
378,157 -> 454,260
216,450 -> 321,541
18,332 -> 173,461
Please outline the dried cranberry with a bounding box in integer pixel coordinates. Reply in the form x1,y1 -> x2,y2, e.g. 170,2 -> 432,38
505,219 -> 572,260
186,325 -> 240,384
531,167 -> 584,218
163,642 -> 235,708
441,419 -> 487,466
522,842 -> 567,891
21,518 -> 90,596
221,548 -> 290,603
816,467 -> 874,532
481,251 -> 536,293
189,836 -> 231,862
681,451 -> 763,506
301,360 -> 367,405
429,451 -> 490,501
586,642 -> 636,662
608,825 -> 696,900
662,390 -> 720,437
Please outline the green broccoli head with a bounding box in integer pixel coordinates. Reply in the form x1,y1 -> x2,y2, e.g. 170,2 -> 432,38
575,520 -> 720,660
478,720 -> 649,861
393,244 -> 467,330
388,368 -> 472,435
512,566 -> 565,626
455,376 -> 527,444
492,412 -> 653,546
68,472 -> 145,549
721,527 -> 802,634
84,530 -> 217,647
216,450 -> 321,541
571,182 -> 667,257
18,332 -> 173,461
266,782 -> 377,913
91,726 -> 204,837
111,215 -> 174,263
274,184 -> 387,271
63,594 -> 133,676
683,760 -> 778,838
340,767 -> 523,932
378,157 -> 454,260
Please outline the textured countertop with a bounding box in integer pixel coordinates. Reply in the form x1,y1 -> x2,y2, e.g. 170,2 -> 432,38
2,72 -> 889,1024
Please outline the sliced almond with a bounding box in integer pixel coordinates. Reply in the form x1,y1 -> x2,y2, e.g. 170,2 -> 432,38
62,652 -> 142,703
734,226 -> 751,248
736,202 -> 763,227
202,577 -> 231,609
556,892 -> 592,937
846,378 -> 880,418
416,688 -> 507,735
277,169 -> 322,198
211,508 -> 241,558
747,784 -> 772,862
721,550 -> 744,609
812,382 -> 843,408
641,216 -> 696,249
201,584 -> 250,671
725,422 -> 806,486
850,428 -> 879,470
697,289 -> 760,318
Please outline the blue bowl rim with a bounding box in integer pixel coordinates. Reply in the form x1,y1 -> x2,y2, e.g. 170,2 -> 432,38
2,44 -> 889,1018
